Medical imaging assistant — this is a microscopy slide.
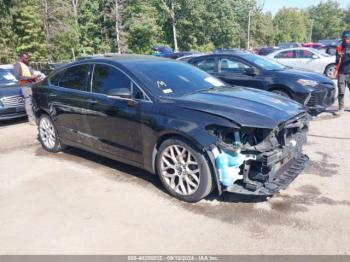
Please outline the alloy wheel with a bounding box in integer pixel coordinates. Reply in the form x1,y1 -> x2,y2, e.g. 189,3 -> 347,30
39,117 -> 56,150
160,145 -> 200,196
326,65 -> 336,78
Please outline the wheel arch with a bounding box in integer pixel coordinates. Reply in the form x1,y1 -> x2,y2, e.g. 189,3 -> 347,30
268,84 -> 294,99
33,108 -> 50,124
151,132 -> 219,194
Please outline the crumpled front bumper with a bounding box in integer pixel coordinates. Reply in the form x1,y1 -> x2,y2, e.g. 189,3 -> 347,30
224,154 -> 309,196
207,115 -> 310,196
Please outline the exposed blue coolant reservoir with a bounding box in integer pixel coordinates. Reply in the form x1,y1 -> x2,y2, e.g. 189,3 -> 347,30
212,131 -> 255,187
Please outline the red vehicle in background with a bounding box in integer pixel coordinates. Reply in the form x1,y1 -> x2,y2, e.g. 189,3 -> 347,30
302,43 -> 325,49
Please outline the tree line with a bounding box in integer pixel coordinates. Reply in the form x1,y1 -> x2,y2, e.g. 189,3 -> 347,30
0,0 -> 349,63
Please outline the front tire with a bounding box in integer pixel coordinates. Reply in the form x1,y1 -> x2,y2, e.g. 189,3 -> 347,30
325,64 -> 336,79
156,138 -> 213,202
38,114 -> 64,153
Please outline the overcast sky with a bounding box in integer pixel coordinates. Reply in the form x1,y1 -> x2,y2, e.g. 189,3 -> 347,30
262,0 -> 349,14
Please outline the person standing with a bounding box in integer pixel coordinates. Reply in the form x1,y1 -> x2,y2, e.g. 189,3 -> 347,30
14,53 -> 39,124
14,52 -> 39,84
336,30 -> 350,113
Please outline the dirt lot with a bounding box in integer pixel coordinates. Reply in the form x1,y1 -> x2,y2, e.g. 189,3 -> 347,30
0,108 -> 350,254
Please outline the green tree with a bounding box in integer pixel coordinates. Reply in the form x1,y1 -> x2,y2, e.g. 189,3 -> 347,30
0,0 -> 17,63
345,6 -> 350,25
307,0 -> 347,41
123,0 -> 161,53
13,0 -> 48,61
273,7 -> 309,44
250,11 -> 275,47
77,0 -> 106,55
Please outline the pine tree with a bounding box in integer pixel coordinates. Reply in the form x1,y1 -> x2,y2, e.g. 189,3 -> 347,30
0,0 -> 16,63
13,0 -> 48,61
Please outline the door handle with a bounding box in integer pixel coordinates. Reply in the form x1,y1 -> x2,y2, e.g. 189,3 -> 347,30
49,93 -> 57,97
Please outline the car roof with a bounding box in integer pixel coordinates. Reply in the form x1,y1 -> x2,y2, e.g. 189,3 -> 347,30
0,64 -> 14,69
188,52 -> 254,60
176,54 -> 204,60
273,47 -> 313,51
74,54 -> 173,64
57,54 -> 178,71
267,47 -> 317,55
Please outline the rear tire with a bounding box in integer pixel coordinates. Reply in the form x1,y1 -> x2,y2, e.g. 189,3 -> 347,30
38,114 -> 64,153
156,138 -> 213,202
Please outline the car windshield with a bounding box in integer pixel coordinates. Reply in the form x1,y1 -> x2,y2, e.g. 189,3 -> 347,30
0,68 -> 17,86
242,54 -> 287,71
128,61 -> 226,97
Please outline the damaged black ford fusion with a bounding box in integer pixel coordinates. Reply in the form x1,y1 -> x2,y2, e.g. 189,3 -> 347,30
32,55 -> 309,203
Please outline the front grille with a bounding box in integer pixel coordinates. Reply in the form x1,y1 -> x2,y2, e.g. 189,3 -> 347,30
307,91 -> 326,107
0,95 -> 25,108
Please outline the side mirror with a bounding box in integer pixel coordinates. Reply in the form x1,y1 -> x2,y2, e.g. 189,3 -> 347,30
312,54 -> 319,59
107,88 -> 131,99
244,67 -> 258,76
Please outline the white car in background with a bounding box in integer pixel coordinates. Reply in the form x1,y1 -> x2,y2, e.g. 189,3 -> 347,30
266,47 -> 336,79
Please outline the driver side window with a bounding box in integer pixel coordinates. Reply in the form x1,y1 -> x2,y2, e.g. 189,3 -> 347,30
296,50 -> 314,59
218,58 -> 250,73
191,58 -> 215,73
92,64 -> 131,95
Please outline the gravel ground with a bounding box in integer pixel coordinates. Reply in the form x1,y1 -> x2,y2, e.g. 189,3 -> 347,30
0,100 -> 350,254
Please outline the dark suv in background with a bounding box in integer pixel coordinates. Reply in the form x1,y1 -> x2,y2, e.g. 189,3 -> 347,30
187,53 -> 335,114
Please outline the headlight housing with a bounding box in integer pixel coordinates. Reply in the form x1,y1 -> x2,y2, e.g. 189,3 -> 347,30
297,79 -> 319,87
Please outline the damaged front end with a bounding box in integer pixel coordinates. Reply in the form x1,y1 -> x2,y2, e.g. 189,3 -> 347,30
206,112 -> 310,196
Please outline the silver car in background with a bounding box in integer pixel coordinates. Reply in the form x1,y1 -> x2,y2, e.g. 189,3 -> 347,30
266,47 -> 336,79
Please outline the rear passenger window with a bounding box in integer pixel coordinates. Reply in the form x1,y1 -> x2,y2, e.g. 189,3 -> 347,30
275,51 -> 296,59
59,65 -> 90,91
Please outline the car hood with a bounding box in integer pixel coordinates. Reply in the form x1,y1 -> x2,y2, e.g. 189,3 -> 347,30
164,86 -> 306,129
275,68 -> 333,84
0,85 -> 22,97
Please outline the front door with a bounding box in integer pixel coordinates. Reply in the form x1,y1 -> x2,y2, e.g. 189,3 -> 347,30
215,57 -> 264,89
273,50 -> 298,68
85,63 -> 144,164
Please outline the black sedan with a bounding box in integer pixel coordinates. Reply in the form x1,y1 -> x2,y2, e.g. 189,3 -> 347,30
187,53 -> 336,113
31,55 -> 309,202
0,65 -> 26,121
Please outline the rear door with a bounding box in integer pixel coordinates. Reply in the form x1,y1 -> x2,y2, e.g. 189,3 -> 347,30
85,63 -> 145,163
48,64 -> 93,146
